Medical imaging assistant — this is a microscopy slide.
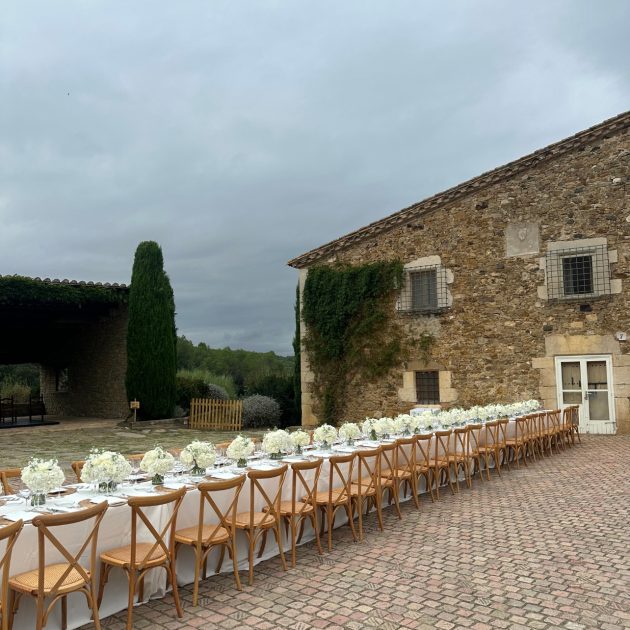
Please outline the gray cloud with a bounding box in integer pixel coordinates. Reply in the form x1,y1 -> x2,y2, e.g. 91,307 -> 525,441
1,0 -> 628,353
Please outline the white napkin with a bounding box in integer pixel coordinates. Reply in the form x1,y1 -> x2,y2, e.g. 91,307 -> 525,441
209,470 -> 241,480
48,487 -> 68,495
282,456 -> 306,463
162,482 -> 192,490
89,496 -> 126,506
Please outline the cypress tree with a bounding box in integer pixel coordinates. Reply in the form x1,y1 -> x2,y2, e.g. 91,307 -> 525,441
292,284 -> 302,423
126,241 -> 177,419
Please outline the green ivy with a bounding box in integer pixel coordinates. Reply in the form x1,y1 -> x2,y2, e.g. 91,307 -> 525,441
292,284 -> 302,423
0,275 -> 128,307
302,261 -> 403,423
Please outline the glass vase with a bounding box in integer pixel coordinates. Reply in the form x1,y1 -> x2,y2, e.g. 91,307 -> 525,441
151,474 -> 164,486
30,493 -> 46,507
237,458 -> 247,468
320,442 -> 332,452
270,452 -> 283,460
190,465 -> 206,476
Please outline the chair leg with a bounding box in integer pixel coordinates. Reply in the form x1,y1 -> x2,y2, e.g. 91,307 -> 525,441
494,450 -> 502,477
290,517 -> 297,568
374,492 -> 384,532
61,595 -> 67,630
345,503 -> 358,543
257,529 -> 268,559
356,497 -> 364,541
311,512 -> 324,556
230,537 -> 242,590
215,546 -> 226,574
272,523 -> 288,571
97,563 -> 110,607
89,585 -> 102,630
35,595 -> 44,630
168,562 -> 184,619
191,545 -> 201,606
126,569 -> 136,630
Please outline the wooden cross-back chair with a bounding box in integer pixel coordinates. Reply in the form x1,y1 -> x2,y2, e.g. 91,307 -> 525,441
350,448 -> 383,541
312,453 -> 357,551
546,409 -> 564,454
8,501 -> 107,630
505,417 -> 530,468
449,428 -> 470,491
226,465 -> 288,586
563,405 -> 581,446
378,442 -> 402,520
414,434 -> 434,502
496,418 -> 510,472
175,475 -> 245,605
97,488 -> 186,630
478,421 -> 501,480
431,431 -> 455,499
0,519 -> 23,630
273,459 -> 323,567
0,470 -> 21,497
391,437 -> 419,509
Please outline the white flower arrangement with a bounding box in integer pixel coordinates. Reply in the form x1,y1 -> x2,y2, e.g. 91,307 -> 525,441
362,418 -> 375,437
373,417 -> 394,437
81,449 -> 132,484
313,423 -> 337,446
262,429 -> 292,456
21,458 -> 65,494
226,435 -> 255,464
392,414 -> 414,435
338,422 -> 361,443
140,447 -> 175,479
290,430 -> 310,449
180,441 -> 216,472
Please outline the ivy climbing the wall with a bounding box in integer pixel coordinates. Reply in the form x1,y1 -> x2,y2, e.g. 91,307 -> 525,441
302,261 -> 403,424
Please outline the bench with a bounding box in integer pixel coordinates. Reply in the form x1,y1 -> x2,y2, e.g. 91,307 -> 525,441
0,395 -> 46,423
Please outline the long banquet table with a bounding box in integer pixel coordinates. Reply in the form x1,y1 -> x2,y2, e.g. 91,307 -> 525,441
0,416 -> 538,629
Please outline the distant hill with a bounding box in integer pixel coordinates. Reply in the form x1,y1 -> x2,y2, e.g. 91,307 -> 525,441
177,336 -> 293,394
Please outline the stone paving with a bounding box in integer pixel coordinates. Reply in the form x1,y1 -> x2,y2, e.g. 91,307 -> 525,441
78,435 -> 630,630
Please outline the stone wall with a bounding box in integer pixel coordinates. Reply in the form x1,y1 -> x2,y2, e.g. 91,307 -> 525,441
298,128 -> 630,433
41,303 -> 129,418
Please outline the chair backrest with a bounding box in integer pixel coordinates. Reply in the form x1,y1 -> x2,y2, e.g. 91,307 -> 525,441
355,449 -> 381,498
127,488 -> 186,570
1,518 -> 23,629
415,434 -> 432,467
434,430 -> 452,460
547,409 -> 561,432
289,459 -> 322,517
496,419 -> 509,446
325,453 -> 355,503
31,501 -> 107,604
379,442 -> 397,478
71,461 -> 84,482
485,421 -> 499,448
0,469 -> 21,495
515,417 -> 529,442
467,424 -> 482,454
246,465 -> 288,528
395,437 -> 416,475
453,428 -> 468,457
196,476 -> 246,546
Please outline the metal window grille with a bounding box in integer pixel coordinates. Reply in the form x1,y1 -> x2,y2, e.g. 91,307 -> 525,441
545,245 -> 611,301
415,371 -> 440,404
397,265 -> 448,313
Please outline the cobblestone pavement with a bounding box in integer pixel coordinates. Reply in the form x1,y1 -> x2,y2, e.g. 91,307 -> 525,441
0,417 -> 262,475
80,435 -> 630,630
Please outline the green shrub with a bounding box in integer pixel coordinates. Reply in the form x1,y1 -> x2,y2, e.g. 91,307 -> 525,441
126,241 -> 177,419
175,374 -> 210,411
176,368 -> 236,398
246,374 -> 295,428
0,379 -> 31,403
206,383 -> 229,400
242,394 -> 281,429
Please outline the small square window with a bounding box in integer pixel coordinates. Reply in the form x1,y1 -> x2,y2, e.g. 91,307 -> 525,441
411,270 -> 438,311
562,255 -> 593,296
415,371 -> 439,404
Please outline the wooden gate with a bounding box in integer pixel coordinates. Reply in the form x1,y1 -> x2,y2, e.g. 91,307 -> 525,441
189,398 -> 243,431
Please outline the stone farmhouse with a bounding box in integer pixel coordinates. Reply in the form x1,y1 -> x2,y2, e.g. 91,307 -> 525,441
0,275 -> 129,419
289,111 -> 630,435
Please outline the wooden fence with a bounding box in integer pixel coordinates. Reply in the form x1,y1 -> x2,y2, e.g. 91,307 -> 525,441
189,398 -> 243,431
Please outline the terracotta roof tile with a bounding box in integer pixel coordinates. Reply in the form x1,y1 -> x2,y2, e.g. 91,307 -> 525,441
0,274 -> 128,290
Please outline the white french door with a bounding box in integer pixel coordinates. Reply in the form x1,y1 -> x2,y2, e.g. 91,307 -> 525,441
554,355 -> 616,434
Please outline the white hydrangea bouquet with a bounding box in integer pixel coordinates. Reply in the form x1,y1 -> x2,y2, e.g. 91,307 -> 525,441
21,458 -> 65,506
393,414 -> 414,436
290,430 -> 310,454
373,417 -> 394,438
313,424 -> 337,450
338,422 -> 361,445
362,418 -> 377,441
140,446 -> 175,485
263,429 -> 292,459
227,435 -> 255,467
81,449 -> 132,492
180,440 -> 216,476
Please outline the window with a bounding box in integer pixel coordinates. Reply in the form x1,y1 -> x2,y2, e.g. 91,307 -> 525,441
562,255 -> 593,296
398,263 -> 449,313
415,371 -> 440,404
411,269 -> 438,310
543,240 -> 612,301
55,368 -> 69,392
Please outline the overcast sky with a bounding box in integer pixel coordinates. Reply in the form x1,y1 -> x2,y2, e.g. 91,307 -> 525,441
1,1 -> 628,354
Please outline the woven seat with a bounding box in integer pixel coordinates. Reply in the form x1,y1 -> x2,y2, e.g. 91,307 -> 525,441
276,500 -> 314,515
9,564 -> 86,595
100,543 -> 167,568
174,524 -> 230,546
350,482 -> 376,496
227,511 -> 277,529
311,487 -> 348,505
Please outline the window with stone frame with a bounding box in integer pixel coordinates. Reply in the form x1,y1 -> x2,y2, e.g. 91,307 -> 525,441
397,264 -> 449,313
544,241 -> 611,301
415,370 -> 440,404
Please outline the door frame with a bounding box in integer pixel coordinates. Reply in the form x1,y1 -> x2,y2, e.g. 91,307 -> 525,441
554,354 -> 616,434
